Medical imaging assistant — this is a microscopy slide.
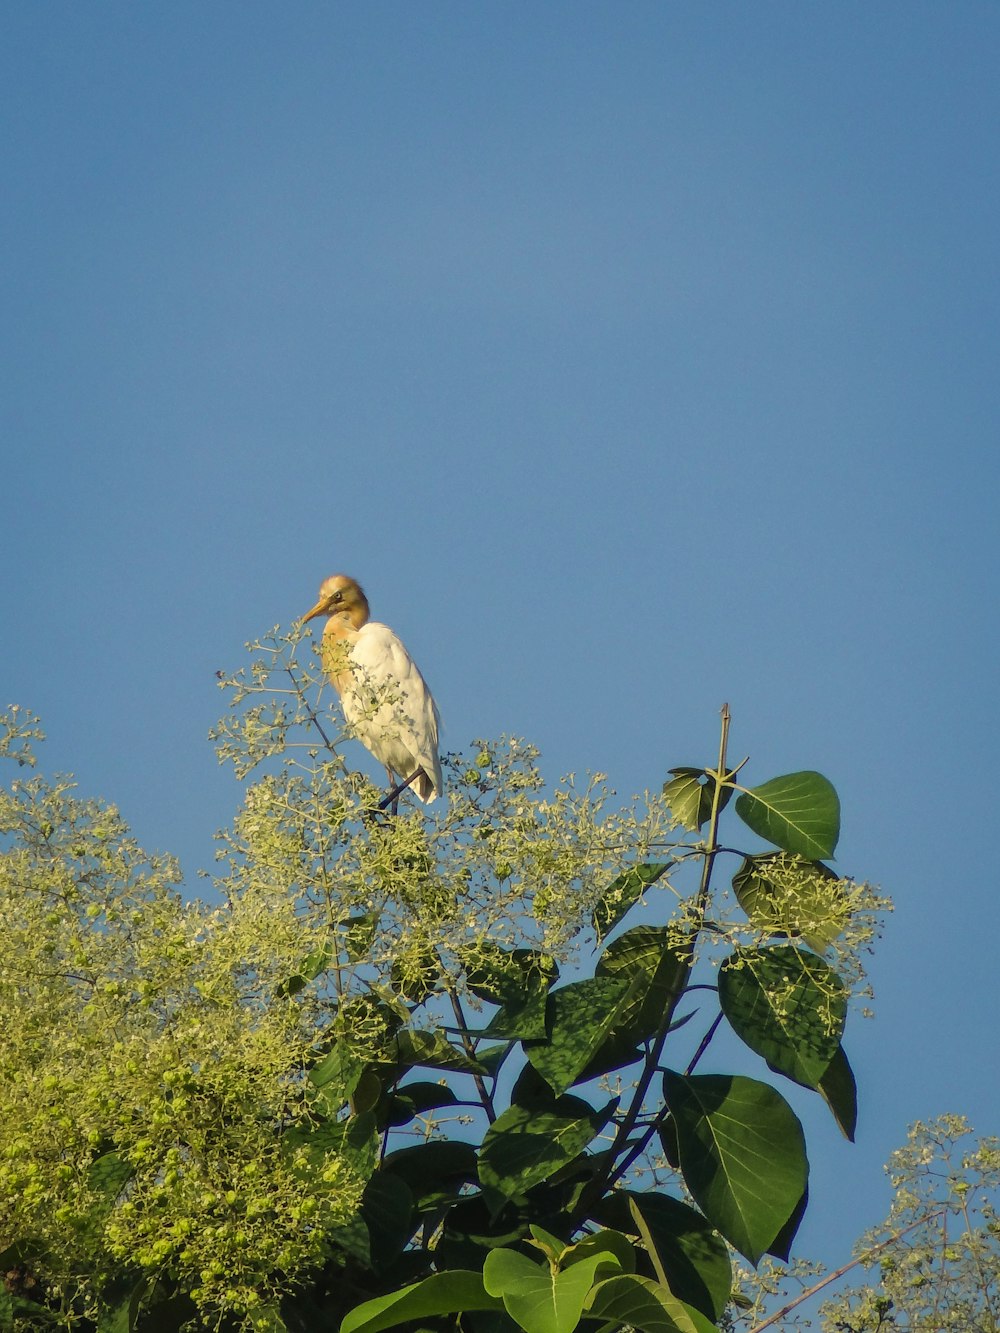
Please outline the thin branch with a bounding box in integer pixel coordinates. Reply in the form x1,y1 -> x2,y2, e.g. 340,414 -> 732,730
445,984 -> 496,1123
685,1011 -> 724,1076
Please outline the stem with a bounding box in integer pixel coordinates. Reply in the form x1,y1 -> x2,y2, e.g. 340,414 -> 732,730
576,704 -> 732,1215
445,984 -> 496,1123
685,1011 -> 724,1076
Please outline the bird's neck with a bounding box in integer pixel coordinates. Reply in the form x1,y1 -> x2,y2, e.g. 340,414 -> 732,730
321,615 -> 358,695
323,612 -> 362,643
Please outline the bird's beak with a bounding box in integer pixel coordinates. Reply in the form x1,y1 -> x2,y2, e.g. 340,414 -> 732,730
301,597 -> 330,624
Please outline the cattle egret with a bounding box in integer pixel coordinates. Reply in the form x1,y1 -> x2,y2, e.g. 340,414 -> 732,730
301,575 -> 443,804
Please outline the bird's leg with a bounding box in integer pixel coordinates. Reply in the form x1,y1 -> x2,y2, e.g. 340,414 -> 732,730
378,768 -> 425,816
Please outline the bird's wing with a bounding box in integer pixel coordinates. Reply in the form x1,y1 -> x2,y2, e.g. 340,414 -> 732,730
346,623 -> 442,798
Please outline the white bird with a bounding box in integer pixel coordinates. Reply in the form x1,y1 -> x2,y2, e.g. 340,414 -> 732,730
302,574 -> 443,804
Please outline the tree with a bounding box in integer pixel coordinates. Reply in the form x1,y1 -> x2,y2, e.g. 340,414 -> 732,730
0,625 -> 888,1333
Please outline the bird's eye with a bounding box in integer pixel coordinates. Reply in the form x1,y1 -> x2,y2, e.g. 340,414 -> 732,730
333,590 -> 343,602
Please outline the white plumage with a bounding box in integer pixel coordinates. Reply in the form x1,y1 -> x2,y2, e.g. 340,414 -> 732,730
302,575 -> 443,803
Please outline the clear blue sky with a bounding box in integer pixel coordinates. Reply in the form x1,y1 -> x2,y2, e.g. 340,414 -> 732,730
4,1 -> 999,1281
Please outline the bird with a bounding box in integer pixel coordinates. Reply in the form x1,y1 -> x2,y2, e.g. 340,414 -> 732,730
301,574 -> 443,804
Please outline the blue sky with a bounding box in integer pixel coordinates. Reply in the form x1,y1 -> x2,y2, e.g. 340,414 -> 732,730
4,1 -> 999,1282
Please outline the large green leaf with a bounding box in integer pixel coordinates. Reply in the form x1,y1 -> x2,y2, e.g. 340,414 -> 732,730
594,1191 -> 731,1322
732,853 -> 848,953
327,1211 -> 371,1266
586,1274 -> 717,1333
593,864 -> 671,943
483,1248 -> 622,1333
479,1095 -> 615,1204
524,977 -> 631,1095
663,1072 -> 808,1263
719,945 -> 847,1088
339,1271 -> 503,1333
734,772 -> 840,859
767,1184 -> 808,1262
486,991 -> 551,1041
818,1044 -> 858,1142
596,927 -> 690,1043
360,1173 -> 415,1270
392,1028 -> 486,1074
381,1140 -> 479,1209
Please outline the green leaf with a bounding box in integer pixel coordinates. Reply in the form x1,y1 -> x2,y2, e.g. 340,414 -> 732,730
248,1307 -> 289,1333
596,927 -> 690,1043
77,1152 -> 134,1249
382,1140 -> 479,1207
662,771 -> 712,832
0,1287 -> 59,1329
527,1223 -> 570,1260
392,1028 -> 486,1074
361,1173 -> 415,1270
732,853 -> 848,953
87,1150 -> 133,1200
663,768 -> 735,833
524,977 -> 631,1095
486,990 -> 551,1041
734,772 -> 840,859
767,1184 -> 808,1262
327,1210 -> 371,1265
586,1274 -> 716,1333
718,946 -> 847,1088
463,946 -> 557,1041
483,1248 -> 621,1333
437,1194 -> 532,1270
464,945 -> 558,1007
594,1191 -> 730,1322
276,938 -> 336,996
382,1080 -> 459,1127
479,1096 -> 615,1204
283,1111 -> 379,1182
476,1042 -> 515,1076
340,912 -> 379,962
818,1044 -> 858,1141
339,1271 -> 503,1333
663,1072 -> 808,1263
562,1228 -> 637,1275
593,864 -> 671,943
97,1277 -> 152,1333
308,1042 -> 366,1115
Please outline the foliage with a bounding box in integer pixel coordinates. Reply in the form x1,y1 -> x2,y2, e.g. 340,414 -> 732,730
0,627 -> 889,1333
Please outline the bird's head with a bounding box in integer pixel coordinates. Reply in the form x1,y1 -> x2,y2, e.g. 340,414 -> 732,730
302,574 -> 371,629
